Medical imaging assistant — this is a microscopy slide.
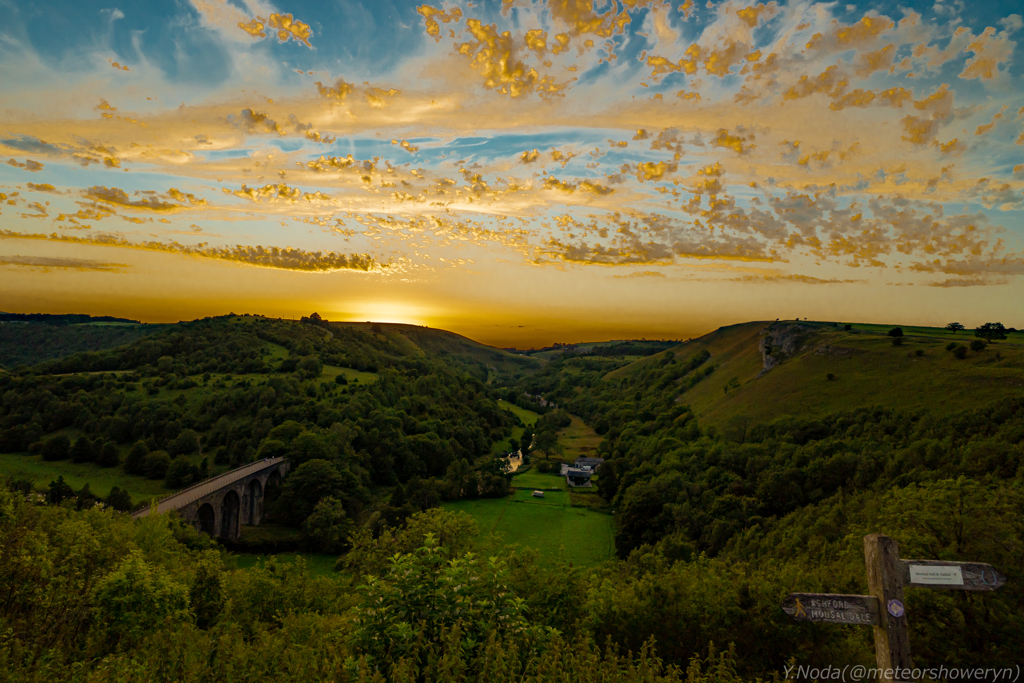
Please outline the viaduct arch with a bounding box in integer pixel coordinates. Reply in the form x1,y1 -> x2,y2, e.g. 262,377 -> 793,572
132,457 -> 290,541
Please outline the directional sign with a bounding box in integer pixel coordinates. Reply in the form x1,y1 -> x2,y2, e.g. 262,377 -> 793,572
781,593 -> 879,625
900,560 -> 1007,591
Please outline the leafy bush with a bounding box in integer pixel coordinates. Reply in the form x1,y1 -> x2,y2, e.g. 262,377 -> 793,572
98,441 -> 120,467
165,458 -> 195,489
168,429 -> 200,457
41,435 -> 70,461
143,451 -> 172,479
124,440 -> 149,474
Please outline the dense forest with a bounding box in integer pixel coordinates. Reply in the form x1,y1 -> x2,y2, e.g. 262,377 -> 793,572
1,315 -> 1023,680
0,318 -> 161,369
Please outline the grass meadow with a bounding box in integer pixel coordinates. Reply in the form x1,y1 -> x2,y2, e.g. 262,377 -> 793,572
509,471 -> 568,491
444,481 -> 615,567
489,401 -> 541,457
556,415 -> 603,463
0,450 -> 167,503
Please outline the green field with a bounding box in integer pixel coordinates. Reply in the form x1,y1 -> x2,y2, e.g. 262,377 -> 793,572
556,415 -> 602,463
0,451 -> 168,503
510,470 -> 568,491
497,400 -> 540,427
489,401 -> 542,456
319,364 -> 379,385
444,492 -> 615,567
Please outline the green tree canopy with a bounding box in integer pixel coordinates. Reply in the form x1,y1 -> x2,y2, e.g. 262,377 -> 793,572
275,459 -> 349,525
975,322 -> 1007,342
41,435 -> 70,462
92,549 -> 190,652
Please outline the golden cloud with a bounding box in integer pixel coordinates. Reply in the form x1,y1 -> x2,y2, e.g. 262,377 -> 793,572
225,183 -> 333,204
878,86 -> 914,107
829,88 -> 875,110
783,65 -> 848,101
239,13 -> 313,47
960,26 -> 1013,80
86,186 -> 183,212
365,87 -> 400,109
455,18 -> 567,98
0,229 -> 382,273
305,155 -> 376,175
167,188 -> 208,205
548,0 -> 637,38
235,108 -> 282,134
26,182 -> 56,192
646,44 -> 702,78
551,149 -> 577,166
315,78 -> 355,101
525,28 -> 548,55
417,5 -> 463,42
736,3 -> 777,27
541,175 -> 613,195
7,158 -> 44,172
806,14 -> 895,51
237,18 -> 265,38
520,149 -> 540,163
0,255 -> 129,271
391,139 -> 420,154
703,40 -> 755,77
913,83 -> 954,121
305,131 -> 335,144
636,160 -> 677,182
612,270 -> 666,278
712,129 -> 751,154
854,44 -> 896,76
731,273 -> 863,284
938,138 -> 963,154
974,106 -> 1007,135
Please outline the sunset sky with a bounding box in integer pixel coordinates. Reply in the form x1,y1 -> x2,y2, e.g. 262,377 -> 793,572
1,0 -> 1021,347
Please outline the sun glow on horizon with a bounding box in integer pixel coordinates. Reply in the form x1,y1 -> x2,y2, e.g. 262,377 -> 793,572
335,301 -> 437,327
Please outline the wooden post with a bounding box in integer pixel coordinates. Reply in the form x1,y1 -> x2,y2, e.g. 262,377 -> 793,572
864,534 -> 913,671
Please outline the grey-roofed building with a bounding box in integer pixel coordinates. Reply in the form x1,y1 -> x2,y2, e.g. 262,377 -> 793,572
565,467 -> 593,487
574,457 -> 604,471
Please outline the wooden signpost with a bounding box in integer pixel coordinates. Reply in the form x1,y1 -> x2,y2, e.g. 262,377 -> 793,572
782,534 -> 1008,670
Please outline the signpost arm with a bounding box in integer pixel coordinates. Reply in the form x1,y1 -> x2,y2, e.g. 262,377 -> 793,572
864,534 -> 913,671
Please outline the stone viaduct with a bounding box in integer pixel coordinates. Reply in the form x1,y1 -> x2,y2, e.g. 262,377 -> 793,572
132,457 -> 290,541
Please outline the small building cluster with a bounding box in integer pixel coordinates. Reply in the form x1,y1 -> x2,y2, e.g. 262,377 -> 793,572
560,457 -> 605,487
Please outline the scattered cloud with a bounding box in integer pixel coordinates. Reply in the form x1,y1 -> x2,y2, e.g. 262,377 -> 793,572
0,255 -> 130,271
7,158 -> 44,172
0,230 -> 383,273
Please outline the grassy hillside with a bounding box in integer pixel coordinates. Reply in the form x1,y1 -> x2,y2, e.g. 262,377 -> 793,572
608,320 -> 1024,429
331,321 -> 543,382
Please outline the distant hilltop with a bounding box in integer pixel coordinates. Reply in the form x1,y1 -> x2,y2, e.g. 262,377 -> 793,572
0,313 -> 142,325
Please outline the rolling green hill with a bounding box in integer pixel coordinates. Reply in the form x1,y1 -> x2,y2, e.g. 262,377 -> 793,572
0,321 -> 163,369
607,320 -> 1024,429
330,321 -> 544,382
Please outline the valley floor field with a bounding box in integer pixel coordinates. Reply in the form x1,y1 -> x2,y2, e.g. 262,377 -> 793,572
445,470 -> 614,567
